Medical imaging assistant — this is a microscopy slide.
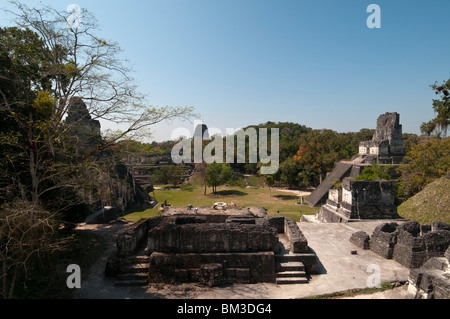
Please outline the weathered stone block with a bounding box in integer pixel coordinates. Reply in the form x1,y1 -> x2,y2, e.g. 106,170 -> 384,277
370,222 -> 398,259
431,221 -> 450,232
423,230 -> 450,260
284,217 -> 308,253
316,204 -> 352,223
421,224 -> 431,235
268,216 -> 285,233
147,222 -> 279,254
175,216 -> 206,224
393,245 -> 426,269
408,255 -> 450,299
148,251 -> 276,284
393,221 -> 426,268
349,231 -> 370,250
396,221 -> 424,249
116,217 -> 163,257
200,263 -> 223,287
340,179 -> 399,220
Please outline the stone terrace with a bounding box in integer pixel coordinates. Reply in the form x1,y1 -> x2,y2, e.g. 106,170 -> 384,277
106,207 -> 319,287
76,219 -> 414,299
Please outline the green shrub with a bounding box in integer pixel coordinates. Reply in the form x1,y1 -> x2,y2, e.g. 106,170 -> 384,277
355,163 -> 392,181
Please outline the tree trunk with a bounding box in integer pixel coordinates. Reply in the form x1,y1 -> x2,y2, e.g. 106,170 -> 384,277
29,144 -> 39,204
203,180 -> 206,195
7,267 -> 18,299
2,256 -> 6,299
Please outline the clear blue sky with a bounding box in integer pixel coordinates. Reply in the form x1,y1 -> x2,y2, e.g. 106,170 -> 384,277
2,0 -> 450,141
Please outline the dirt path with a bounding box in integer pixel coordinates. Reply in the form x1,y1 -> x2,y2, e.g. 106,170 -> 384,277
273,188 -> 312,197
72,220 -> 135,299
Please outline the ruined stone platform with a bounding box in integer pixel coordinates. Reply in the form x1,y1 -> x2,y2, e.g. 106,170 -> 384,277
107,207 -> 319,287
161,206 -> 268,218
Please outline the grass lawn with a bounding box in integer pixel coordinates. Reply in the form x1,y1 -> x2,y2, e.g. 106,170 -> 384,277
397,177 -> 450,224
124,185 -> 319,223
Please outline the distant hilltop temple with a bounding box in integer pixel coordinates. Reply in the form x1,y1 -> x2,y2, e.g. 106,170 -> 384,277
193,123 -> 209,139
65,97 -> 155,222
358,112 -> 405,161
305,112 -> 405,208
66,97 -> 102,154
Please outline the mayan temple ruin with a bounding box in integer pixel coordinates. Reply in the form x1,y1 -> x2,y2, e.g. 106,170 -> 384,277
106,206 -> 319,287
2,1 -> 449,303
96,111 -> 448,299
66,97 -> 156,223
305,112 -> 405,208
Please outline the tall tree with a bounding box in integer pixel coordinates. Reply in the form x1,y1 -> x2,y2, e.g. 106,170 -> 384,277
421,79 -> 450,137
265,174 -> 275,197
397,137 -> 450,200
0,2 -> 196,298
205,163 -> 232,194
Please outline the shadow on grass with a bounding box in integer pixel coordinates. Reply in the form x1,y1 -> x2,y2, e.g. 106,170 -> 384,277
214,190 -> 248,196
274,195 -> 298,201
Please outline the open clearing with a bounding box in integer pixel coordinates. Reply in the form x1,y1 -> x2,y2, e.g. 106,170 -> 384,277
125,185 -> 318,222
72,185 -> 412,300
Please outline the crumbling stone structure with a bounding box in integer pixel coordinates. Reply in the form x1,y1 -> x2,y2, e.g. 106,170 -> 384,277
147,222 -> 280,254
66,97 -> 102,154
407,247 -> 450,299
106,208 -> 319,287
283,217 -> 309,253
370,222 -> 399,259
391,221 -> 450,269
393,221 -> 427,268
66,97 -> 155,223
316,178 -> 400,222
349,231 -> 371,250
364,220 -> 450,270
306,112 -> 404,207
358,112 -> 405,162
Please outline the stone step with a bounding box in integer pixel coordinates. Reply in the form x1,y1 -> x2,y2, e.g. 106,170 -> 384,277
114,279 -> 148,286
305,162 -> 353,207
120,255 -> 149,264
117,272 -> 148,281
276,261 -> 305,272
276,277 -> 309,285
275,254 -> 304,263
276,270 -> 307,278
120,263 -> 149,273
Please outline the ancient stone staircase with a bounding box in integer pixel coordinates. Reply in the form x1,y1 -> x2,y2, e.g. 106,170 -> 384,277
275,257 -> 308,284
275,234 -> 309,284
113,232 -> 312,286
305,162 -> 353,207
114,254 -> 149,287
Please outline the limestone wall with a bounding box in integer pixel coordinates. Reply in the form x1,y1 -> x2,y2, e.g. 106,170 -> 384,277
340,178 -> 398,219
408,247 -> 450,299
284,217 -> 308,253
147,222 -> 279,254
148,251 -> 276,284
367,221 -> 450,269
116,216 -> 163,257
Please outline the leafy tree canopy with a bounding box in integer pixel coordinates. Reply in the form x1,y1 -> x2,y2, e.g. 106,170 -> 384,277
397,137 -> 450,200
421,79 -> 450,137
205,162 -> 232,194
355,163 -> 393,181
